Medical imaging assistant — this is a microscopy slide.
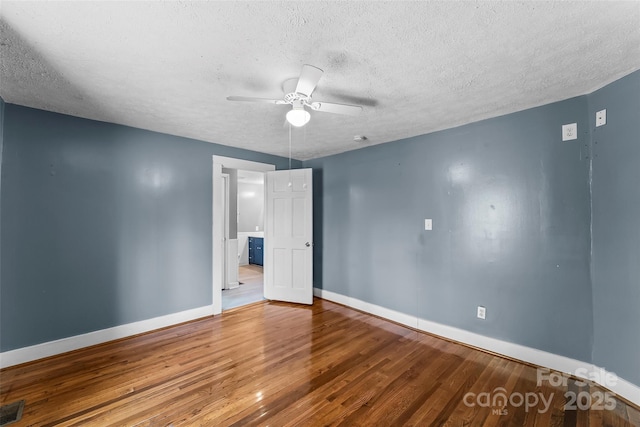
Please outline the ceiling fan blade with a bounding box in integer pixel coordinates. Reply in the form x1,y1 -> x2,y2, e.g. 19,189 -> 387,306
226,96 -> 286,104
310,101 -> 363,116
295,65 -> 323,97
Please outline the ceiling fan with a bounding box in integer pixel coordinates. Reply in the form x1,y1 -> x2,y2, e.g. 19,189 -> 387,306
227,64 -> 363,127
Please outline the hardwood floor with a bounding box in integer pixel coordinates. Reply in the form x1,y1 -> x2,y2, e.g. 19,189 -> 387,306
1,299 -> 638,426
222,265 -> 264,311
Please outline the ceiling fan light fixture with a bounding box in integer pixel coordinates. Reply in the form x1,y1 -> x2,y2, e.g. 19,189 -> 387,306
286,108 -> 310,127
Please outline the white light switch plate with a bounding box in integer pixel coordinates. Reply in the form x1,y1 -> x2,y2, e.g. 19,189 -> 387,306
424,219 -> 432,231
596,109 -> 606,127
562,123 -> 578,141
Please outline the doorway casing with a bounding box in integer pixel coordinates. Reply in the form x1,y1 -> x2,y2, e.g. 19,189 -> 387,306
212,156 -> 275,315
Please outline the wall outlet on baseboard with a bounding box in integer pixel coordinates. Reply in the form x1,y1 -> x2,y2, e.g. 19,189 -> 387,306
477,306 -> 486,320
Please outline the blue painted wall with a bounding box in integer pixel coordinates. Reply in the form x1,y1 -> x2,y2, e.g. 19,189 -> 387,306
1,98 -> 4,308
589,71 -> 640,386
305,96 -> 594,362
306,71 -> 640,385
0,97 -> 4,151
0,104 -> 299,351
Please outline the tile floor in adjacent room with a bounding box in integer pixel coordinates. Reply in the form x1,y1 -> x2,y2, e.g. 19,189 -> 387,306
222,264 -> 264,310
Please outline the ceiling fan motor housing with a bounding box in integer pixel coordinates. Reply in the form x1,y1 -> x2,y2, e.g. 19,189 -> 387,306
284,92 -> 307,104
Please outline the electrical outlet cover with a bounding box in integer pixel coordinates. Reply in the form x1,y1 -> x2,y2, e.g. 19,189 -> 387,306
477,306 -> 486,320
596,109 -> 606,127
562,123 -> 578,141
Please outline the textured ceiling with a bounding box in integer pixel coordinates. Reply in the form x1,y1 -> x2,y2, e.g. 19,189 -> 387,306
1,1 -> 639,161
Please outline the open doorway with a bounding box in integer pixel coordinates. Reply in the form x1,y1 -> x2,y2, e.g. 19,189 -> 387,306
213,156 -> 313,313
222,169 -> 265,310
212,155 -> 275,315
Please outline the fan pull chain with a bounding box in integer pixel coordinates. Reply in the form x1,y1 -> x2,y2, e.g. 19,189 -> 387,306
288,124 -> 292,187
289,123 -> 292,171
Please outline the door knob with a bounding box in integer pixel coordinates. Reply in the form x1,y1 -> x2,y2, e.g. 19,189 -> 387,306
305,242 -> 311,247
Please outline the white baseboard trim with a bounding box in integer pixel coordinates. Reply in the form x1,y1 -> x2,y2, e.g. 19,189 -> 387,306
314,288 -> 640,407
0,305 -> 214,369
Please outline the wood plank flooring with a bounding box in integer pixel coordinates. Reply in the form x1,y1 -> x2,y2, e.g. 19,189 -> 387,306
1,299 -> 638,426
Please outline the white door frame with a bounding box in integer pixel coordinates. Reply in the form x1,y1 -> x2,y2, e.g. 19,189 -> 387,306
221,173 -> 230,290
212,156 -> 275,315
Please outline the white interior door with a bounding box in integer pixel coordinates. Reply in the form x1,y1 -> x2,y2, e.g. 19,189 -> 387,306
264,169 -> 313,304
